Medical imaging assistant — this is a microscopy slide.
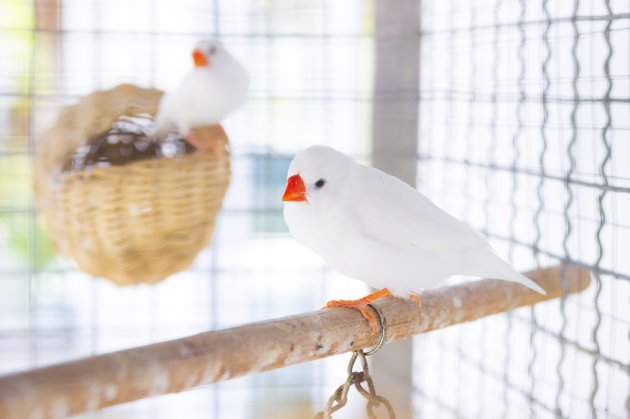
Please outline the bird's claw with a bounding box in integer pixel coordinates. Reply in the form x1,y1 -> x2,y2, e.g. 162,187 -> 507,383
184,125 -> 229,162
322,288 -> 392,337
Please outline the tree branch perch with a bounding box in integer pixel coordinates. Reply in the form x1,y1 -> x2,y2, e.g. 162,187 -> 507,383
0,265 -> 591,418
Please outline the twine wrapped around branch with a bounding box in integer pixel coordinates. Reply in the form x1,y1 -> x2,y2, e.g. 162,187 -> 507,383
34,84 -> 231,285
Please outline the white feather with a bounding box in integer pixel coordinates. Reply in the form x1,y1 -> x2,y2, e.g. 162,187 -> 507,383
155,40 -> 249,136
283,145 -> 546,295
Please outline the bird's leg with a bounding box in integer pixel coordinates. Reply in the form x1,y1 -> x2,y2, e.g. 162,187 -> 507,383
324,288 -> 392,307
184,125 -> 228,161
323,288 -> 392,336
184,131 -> 206,149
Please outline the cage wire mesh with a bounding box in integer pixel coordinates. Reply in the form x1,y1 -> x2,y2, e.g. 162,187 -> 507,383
0,0 -> 628,418
414,0 -> 629,418
1,1 -> 375,417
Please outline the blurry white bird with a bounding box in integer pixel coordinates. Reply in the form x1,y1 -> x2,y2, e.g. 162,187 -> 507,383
282,145 -> 546,333
155,39 -> 249,152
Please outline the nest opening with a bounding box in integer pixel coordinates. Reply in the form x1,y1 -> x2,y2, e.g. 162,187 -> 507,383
35,84 -> 231,285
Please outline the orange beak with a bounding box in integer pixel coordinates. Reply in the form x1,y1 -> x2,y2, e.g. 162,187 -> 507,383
282,174 -> 307,202
192,49 -> 210,67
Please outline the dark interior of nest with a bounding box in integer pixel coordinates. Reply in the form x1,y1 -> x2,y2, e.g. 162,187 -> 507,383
64,114 -> 196,172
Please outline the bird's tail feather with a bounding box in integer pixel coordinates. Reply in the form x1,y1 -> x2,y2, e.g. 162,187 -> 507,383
464,248 -> 547,294
153,109 -> 175,138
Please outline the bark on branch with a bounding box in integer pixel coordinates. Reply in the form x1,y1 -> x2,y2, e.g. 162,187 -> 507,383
0,265 -> 591,418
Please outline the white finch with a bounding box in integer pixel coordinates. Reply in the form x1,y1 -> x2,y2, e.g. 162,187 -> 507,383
155,39 -> 249,152
282,146 -> 545,333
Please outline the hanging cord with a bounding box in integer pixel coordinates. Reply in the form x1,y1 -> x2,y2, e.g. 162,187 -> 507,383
315,304 -> 396,419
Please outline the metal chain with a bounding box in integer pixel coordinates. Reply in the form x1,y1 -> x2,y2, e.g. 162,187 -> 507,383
314,350 -> 396,419
314,304 -> 396,419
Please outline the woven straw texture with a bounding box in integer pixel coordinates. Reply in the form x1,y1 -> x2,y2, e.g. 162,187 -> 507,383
35,84 -> 231,285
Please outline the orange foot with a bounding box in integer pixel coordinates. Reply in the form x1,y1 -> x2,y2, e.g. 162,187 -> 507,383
184,125 -> 229,161
323,288 -> 392,336
184,132 -> 204,149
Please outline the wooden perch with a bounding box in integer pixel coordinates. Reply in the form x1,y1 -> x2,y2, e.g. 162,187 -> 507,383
0,265 -> 591,418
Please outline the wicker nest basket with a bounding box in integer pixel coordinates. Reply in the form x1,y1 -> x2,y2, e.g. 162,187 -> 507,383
34,84 -> 231,285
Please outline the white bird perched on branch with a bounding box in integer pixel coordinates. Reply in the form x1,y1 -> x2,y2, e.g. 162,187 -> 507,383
282,145 -> 546,334
155,39 -> 249,153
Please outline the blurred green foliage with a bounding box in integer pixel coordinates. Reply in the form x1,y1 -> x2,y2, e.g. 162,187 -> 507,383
1,213 -> 57,270
0,156 -> 56,269
0,1 -> 57,270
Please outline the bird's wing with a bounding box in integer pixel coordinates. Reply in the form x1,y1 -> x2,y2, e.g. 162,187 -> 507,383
353,166 -> 488,251
154,71 -> 202,134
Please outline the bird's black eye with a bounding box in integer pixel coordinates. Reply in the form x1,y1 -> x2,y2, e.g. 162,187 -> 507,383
314,179 -> 326,189
209,46 -> 217,54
